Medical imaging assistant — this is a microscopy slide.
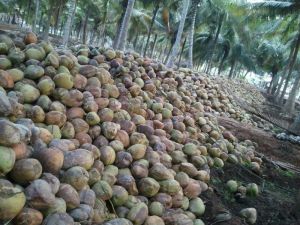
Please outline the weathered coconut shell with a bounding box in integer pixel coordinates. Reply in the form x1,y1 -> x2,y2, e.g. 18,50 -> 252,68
25,179 -> 56,210
63,149 -> 94,170
0,146 -> 15,175
56,183 -> 80,210
10,158 -> 42,184
62,166 -> 89,191
33,147 -> 64,175
126,202 -> 148,225
13,207 -> 43,225
0,179 -> 26,221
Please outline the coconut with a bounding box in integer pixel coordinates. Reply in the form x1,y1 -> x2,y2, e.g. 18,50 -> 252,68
25,179 -> 56,210
62,166 -> 89,191
246,183 -> 259,197
33,147 -> 64,175
138,177 -> 160,197
126,202 -> 148,225
0,146 -> 15,175
63,149 -> 94,170
127,144 -> 147,160
239,208 -> 257,224
0,179 -> 26,221
149,201 -> 164,216
92,180 -> 113,201
56,184 -> 80,210
79,189 -> 96,207
111,185 -> 129,206
10,158 -> 42,184
42,212 -> 74,225
13,207 -> 43,225
226,180 -> 238,193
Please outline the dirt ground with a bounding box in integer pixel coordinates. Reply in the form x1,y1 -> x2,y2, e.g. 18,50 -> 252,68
201,162 -> 300,225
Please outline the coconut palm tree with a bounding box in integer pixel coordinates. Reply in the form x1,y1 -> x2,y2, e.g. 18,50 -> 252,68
63,0 -> 77,47
187,0 -> 202,68
114,0 -> 136,50
166,0 -> 190,68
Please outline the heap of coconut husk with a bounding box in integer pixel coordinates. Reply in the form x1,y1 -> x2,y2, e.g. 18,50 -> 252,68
0,32 -> 260,225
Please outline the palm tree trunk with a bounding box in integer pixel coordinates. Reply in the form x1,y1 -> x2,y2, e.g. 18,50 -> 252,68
43,2 -> 55,40
63,0 -> 77,47
279,29 -> 300,104
228,60 -> 236,79
82,9 -> 90,44
206,12 -> 225,73
274,45 -> 295,98
150,34 -> 158,59
133,33 -> 139,50
164,43 -> 173,64
178,37 -> 187,67
166,0 -> 190,68
187,0 -> 201,69
115,0 -> 135,51
284,74 -> 300,113
218,52 -> 227,75
143,3 -> 160,57
33,0 -> 40,33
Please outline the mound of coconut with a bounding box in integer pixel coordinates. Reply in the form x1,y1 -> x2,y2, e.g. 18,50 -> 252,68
0,32 -> 260,225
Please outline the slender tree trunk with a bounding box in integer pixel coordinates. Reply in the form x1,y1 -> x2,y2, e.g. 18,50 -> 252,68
228,60 -> 236,79
33,0 -> 40,33
82,9 -> 90,44
139,36 -> 146,54
43,2 -> 55,40
143,3 -> 159,57
275,45 -> 295,98
133,33 -> 139,50
166,0 -> 190,68
178,37 -> 187,67
206,12 -> 225,73
284,74 -> 300,113
158,41 -> 168,60
150,34 -> 158,59
164,43 -> 173,64
54,3 -> 64,35
279,29 -> 300,104
63,0 -> 77,47
271,73 -> 280,94
187,0 -> 201,69
218,52 -> 227,75
115,0 -> 135,51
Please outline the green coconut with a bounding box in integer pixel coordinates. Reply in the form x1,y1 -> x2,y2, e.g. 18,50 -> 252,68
138,177 -> 160,197
53,73 -> 74,89
0,56 -> 11,69
246,183 -> 259,197
126,202 -> 148,225
111,185 -> 129,206
159,179 -> 181,195
0,180 -> 26,221
92,180 -> 113,201
0,146 -> 15,175
183,143 -> 198,156
25,47 -> 45,61
24,65 -> 45,80
226,180 -> 238,193
7,68 -> 24,82
86,112 -> 100,125
149,201 -> 164,216
37,77 -> 55,96
17,84 -> 40,103
188,198 -> 205,216
8,48 -> 25,65
0,42 -> 8,54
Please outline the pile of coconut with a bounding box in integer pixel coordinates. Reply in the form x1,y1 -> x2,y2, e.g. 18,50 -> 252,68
0,32 -> 260,225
